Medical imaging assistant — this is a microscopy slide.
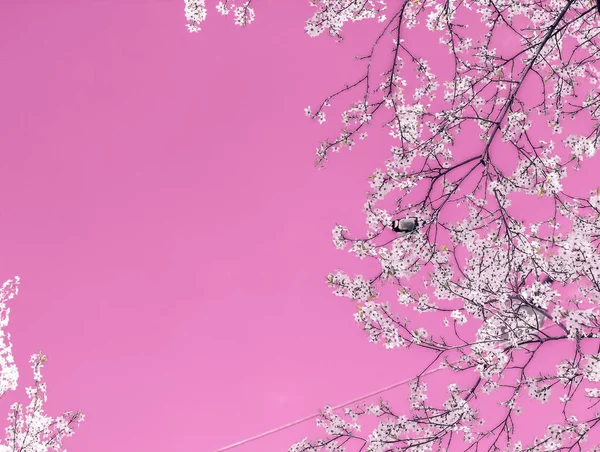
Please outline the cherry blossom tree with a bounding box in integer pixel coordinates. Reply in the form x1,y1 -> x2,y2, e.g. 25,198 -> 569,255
0,277 -> 83,452
188,1 -> 600,450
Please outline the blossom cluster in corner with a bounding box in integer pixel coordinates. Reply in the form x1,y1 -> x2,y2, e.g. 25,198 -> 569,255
0,278 -> 83,452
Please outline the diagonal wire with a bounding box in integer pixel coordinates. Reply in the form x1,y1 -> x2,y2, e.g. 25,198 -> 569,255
214,323 -> 559,451
214,366 -> 446,451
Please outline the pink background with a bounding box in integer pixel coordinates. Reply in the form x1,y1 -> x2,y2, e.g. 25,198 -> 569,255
0,1 -> 430,451
0,1 -> 598,451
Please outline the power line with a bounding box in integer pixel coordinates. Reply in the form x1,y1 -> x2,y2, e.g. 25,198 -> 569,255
214,366 -> 444,451
214,323 -> 558,451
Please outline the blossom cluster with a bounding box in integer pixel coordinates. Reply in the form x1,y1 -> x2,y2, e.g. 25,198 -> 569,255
297,0 -> 600,449
184,0 -> 254,31
184,0 -> 207,32
0,278 -> 83,451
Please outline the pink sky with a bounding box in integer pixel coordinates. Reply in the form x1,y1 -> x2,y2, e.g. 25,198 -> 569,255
1,1 -> 599,451
0,2 -> 433,451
